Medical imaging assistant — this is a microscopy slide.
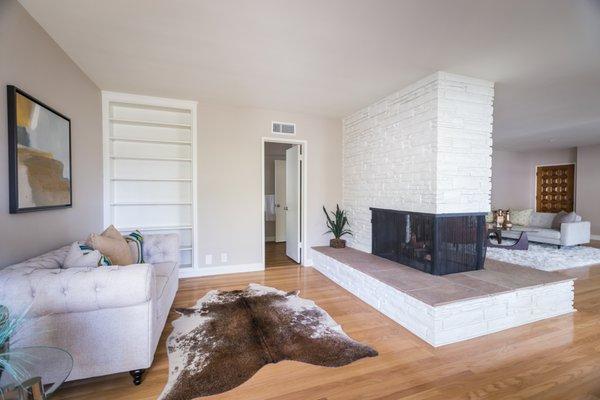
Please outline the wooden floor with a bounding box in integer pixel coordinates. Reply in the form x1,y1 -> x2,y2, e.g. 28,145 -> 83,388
56,242 -> 600,400
265,241 -> 299,268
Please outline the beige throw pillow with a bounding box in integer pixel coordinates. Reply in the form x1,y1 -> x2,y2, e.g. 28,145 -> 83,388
87,225 -> 133,266
510,209 -> 533,227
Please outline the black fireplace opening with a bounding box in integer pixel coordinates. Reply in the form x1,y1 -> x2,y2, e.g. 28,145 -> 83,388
370,208 -> 487,275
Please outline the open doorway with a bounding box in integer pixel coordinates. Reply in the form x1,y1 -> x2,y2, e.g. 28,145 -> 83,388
262,140 -> 305,268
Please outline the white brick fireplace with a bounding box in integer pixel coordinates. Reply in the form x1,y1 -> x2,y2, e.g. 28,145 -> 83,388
342,71 -> 494,252
311,72 -> 575,347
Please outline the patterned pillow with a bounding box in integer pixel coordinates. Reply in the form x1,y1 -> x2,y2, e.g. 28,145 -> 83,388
124,230 -> 144,264
510,209 -> 533,227
63,241 -> 112,268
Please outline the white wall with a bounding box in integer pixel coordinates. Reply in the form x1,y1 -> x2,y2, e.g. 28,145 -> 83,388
0,1 -> 102,267
491,148 -> 577,210
343,72 -> 494,252
576,145 -> 600,236
196,103 -> 342,268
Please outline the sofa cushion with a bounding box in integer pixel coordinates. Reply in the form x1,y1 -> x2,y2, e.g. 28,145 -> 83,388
144,234 -> 179,264
551,211 -> 579,229
153,262 -> 177,278
155,276 -> 169,301
510,209 -> 532,226
532,227 -> 562,240
5,245 -> 70,272
530,212 -> 556,229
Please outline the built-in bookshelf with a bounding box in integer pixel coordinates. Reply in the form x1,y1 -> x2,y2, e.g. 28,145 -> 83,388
102,92 -> 197,272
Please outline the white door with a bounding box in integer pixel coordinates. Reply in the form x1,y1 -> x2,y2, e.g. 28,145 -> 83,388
274,160 -> 286,242
285,145 -> 301,263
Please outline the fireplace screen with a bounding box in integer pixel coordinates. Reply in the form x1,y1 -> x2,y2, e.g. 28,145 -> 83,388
371,208 -> 487,275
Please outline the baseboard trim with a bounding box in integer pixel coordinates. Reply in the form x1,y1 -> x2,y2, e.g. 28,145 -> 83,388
265,236 -> 275,242
591,234 -> 600,241
179,263 -> 264,278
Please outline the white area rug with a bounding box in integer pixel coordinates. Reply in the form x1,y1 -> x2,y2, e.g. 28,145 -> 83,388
486,242 -> 600,271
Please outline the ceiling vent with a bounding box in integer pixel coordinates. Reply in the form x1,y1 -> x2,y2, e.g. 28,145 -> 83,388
272,121 -> 296,135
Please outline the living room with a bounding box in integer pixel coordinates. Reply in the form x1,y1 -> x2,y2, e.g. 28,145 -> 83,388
1,1 -> 599,399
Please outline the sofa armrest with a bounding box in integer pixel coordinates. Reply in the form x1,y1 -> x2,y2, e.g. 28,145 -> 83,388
143,234 -> 180,264
0,264 -> 154,318
560,221 -> 591,246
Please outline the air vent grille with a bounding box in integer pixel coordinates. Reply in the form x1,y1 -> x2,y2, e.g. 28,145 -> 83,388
272,121 -> 296,135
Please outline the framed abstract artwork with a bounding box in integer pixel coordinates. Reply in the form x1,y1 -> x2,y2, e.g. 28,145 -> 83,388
7,85 -> 72,213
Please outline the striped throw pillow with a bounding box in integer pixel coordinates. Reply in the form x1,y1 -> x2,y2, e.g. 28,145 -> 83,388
80,243 -> 113,266
124,230 -> 144,264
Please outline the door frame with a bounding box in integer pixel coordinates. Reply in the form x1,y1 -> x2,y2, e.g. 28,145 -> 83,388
261,137 -> 308,267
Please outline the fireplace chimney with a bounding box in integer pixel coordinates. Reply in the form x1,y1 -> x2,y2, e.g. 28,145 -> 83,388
343,72 -> 494,274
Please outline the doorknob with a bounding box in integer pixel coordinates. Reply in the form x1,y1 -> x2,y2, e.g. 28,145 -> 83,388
275,203 -> 280,208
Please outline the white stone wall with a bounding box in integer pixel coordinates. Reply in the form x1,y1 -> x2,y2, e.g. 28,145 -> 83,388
311,249 -> 575,347
342,72 -> 494,251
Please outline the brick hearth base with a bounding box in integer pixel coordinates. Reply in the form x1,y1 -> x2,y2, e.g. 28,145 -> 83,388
311,247 -> 575,347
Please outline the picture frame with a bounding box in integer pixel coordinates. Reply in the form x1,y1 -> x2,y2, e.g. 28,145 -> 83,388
7,85 -> 72,213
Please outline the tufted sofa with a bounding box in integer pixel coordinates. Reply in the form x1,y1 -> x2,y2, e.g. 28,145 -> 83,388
0,234 -> 179,384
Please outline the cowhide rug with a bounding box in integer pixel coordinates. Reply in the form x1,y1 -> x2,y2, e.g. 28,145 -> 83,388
158,283 -> 377,400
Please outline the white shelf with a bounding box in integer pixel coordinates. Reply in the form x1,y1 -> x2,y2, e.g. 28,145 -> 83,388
109,137 -> 192,145
110,202 -> 192,206
104,93 -> 197,272
110,178 -> 192,182
117,225 -> 193,232
109,118 -> 191,129
110,156 -> 192,162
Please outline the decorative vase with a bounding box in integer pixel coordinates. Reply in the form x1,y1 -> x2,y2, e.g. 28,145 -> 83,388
330,238 -> 346,248
503,210 -> 513,230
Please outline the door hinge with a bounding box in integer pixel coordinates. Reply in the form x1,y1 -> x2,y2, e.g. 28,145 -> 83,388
298,154 -> 303,162
298,242 -> 302,249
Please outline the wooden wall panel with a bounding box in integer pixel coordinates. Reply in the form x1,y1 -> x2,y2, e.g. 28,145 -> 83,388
536,164 -> 575,213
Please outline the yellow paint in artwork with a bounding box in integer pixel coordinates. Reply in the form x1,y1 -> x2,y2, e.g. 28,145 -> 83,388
16,93 -> 33,128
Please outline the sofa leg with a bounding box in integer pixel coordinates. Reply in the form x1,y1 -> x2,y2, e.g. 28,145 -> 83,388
129,369 -> 145,385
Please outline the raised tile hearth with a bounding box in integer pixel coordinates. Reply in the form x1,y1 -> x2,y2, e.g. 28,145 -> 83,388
311,246 -> 576,346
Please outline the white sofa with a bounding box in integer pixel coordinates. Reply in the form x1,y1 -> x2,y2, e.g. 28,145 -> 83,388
503,212 -> 591,247
0,234 -> 179,384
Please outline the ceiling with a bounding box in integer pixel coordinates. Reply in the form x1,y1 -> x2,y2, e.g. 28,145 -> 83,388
18,0 -> 600,151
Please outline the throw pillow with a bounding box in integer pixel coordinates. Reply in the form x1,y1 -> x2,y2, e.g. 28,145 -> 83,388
63,241 -> 110,268
510,209 -> 532,227
124,230 -> 144,264
87,225 -> 134,266
551,211 -> 579,229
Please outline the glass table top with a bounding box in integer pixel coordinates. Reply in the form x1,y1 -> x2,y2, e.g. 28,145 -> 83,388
0,346 -> 73,398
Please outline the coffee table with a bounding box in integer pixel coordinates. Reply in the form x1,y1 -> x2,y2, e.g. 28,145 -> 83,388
487,231 -> 529,250
0,346 -> 73,399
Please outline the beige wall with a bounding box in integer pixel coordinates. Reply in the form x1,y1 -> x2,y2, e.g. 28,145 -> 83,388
196,103 -> 342,267
491,148 -> 577,211
0,1 -> 102,267
576,145 -> 600,236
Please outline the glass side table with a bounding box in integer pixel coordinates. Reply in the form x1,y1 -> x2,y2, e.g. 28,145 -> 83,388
0,346 -> 73,399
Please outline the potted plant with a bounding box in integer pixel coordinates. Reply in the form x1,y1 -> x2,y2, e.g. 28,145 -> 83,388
0,305 -> 28,384
323,204 -> 353,248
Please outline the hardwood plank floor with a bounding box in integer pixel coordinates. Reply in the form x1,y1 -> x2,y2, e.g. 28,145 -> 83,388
265,241 -> 299,268
56,254 -> 600,399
